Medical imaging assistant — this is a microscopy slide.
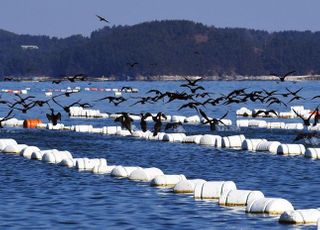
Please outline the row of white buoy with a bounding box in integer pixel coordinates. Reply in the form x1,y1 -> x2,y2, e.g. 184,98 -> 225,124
84,87 -> 138,93
33,121 -> 320,160
236,119 -> 320,131
68,106 -> 233,126
237,106 -> 316,120
0,116 -> 318,160
0,137 -> 319,225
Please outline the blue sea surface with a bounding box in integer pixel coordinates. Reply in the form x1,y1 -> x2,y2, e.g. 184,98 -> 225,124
0,80 -> 319,229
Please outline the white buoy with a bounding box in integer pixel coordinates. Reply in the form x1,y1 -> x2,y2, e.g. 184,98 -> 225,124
236,119 -> 249,128
30,151 -> 44,160
76,158 -> 106,171
59,158 -> 75,167
162,133 -> 186,142
255,141 -> 281,154
285,123 -> 304,130
74,125 -> 93,133
173,179 -> 206,193
199,135 -> 222,147
182,135 -> 203,144
171,115 -> 187,123
277,144 -> 306,156
248,120 -> 267,128
236,107 -> 252,117
279,209 -> 320,224
246,197 -> 294,214
184,115 -> 201,124
194,181 -> 237,199
151,174 -> 186,187
0,139 -> 17,151
279,112 -> 295,119
36,123 -> 47,129
128,167 -> 164,182
92,165 -> 116,174
219,190 -> 264,206
47,123 -> 64,130
111,166 -> 141,178
241,139 -> 268,151
90,128 -> 103,134
147,132 -> 166,141
2,118 -> 20,127
219,119 -> 232,126
42,150 -> 73,164
102,126 -> 122,135
115,130 -> 132,136
222,135 -> 246,148
305,148 -> 320,159
266,122 -> 285,129
132,130 -> 151,138
3,144 -> 28,154
20,146 -> 41,159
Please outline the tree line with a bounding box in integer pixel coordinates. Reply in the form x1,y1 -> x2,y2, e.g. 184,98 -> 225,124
0,20 -> 320,79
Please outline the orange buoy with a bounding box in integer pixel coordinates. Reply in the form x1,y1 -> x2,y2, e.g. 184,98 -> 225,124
23,119 -> 42,128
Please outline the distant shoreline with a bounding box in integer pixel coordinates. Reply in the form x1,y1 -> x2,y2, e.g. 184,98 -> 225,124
2,75 -> 320,82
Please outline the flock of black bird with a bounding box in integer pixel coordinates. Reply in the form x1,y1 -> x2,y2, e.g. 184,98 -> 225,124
1,74 -> 320,144
0,12 -> 319,145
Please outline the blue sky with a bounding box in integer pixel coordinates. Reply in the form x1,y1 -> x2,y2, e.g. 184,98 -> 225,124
0,0 -> 319,37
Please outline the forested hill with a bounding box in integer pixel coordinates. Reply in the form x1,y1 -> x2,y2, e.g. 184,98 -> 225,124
1,20 -> 320,79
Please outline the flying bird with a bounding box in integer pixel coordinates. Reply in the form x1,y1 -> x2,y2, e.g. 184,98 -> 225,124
270,70 -> 296,82
127,62 -> 139,68
199,109 -> 228,131
96,15 -> 109,23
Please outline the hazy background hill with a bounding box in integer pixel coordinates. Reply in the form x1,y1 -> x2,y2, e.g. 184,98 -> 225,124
1,20 -> 320,79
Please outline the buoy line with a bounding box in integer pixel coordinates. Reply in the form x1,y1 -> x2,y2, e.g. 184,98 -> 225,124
67,106 -> 320,132
0,137 -> 319,226
1,117 -> 320,160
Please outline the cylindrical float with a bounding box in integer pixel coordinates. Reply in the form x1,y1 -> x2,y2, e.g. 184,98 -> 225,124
277,144 -> 306,156
304,148 -> 320,159
182,135 -> 203,144
0,139 -> 17,151
173,179 -> 206,193
115,130 -> 132,136
162,133 -> 186,142
222,135 -> 246,148
199,135 -> 222,147
266,122 -> 285,129
3,144 -> 28,154
111,166 -> 141,178
20,146 -> 42,159
42,150 -> 73,164
219,189 -> 264,206
23,119 -> 42,128
171,115 -> 186,123
59,158 -> 75,167
102,126 -> 122,135
92,165 -> 116,174
128,167 -> 164,182
151,174 -> 186,187
194,181 -> 237,199
279,209 -> 320,224
255,141 -> 281,154
184,115 -> 201,124
285,123 -> 304,130
246,197 -> 294,214
241,139 -> 268,151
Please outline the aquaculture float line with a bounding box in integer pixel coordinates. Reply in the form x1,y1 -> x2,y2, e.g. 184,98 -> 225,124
1,117 -> 320,160
1,138 -> 320,226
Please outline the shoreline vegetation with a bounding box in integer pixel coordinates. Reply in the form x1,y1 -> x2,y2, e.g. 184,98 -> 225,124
1,20 -> 320,79
2,74 -> 320,82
